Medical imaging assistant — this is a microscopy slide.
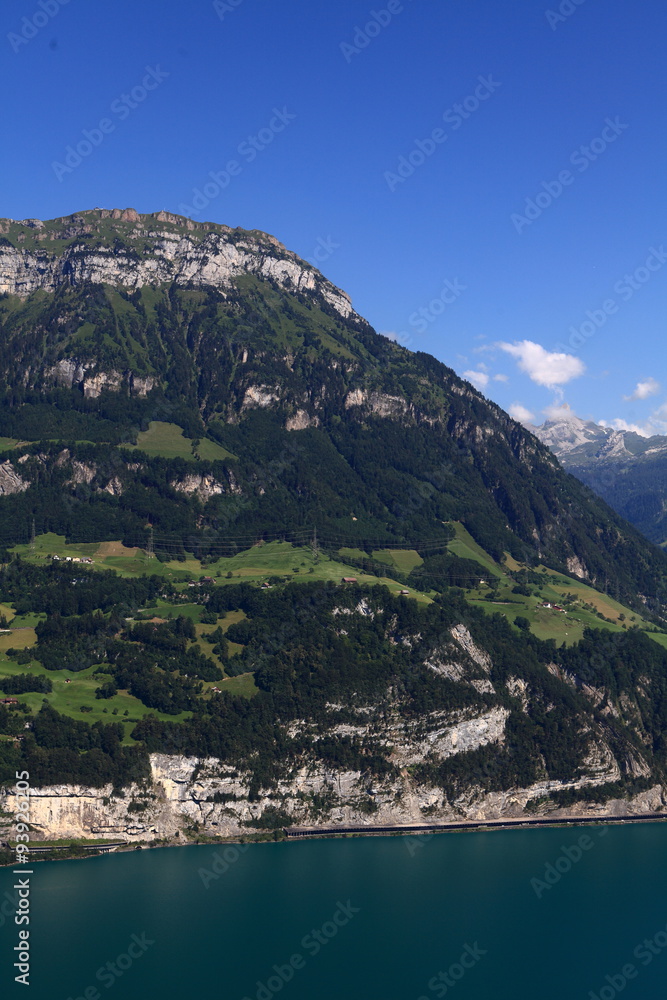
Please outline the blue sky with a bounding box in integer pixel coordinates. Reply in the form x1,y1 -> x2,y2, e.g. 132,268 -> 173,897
2,0 -> 666,432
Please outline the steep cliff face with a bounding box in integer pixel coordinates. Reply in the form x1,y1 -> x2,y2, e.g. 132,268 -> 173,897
2,610 -> 664,844
2,751 -> 662,845
0,209 -> 354,319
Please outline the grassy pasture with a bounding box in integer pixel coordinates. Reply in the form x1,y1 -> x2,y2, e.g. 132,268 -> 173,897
124,421 -> 234,462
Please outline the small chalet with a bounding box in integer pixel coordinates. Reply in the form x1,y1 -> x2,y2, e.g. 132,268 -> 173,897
1,698 -> 18,705
341,577 -> 358,584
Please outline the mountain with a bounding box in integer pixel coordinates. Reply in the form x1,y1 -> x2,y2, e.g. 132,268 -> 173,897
534,409 -> 667,546
0,209 -> 666,609
2,208 -> 667,847
534,408 -> 612,455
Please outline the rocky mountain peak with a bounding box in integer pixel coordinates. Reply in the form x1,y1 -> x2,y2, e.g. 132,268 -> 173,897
0,208 -> 354,319
533,407 -> 611,456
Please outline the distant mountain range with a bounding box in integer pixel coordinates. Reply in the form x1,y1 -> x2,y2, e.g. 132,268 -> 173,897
533,410 -> 667,546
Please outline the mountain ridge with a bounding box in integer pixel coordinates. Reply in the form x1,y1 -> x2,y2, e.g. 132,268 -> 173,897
0,209 -> 665,616
1,209 -> 667,836
0,207 -> 355,319
534,410 -> 667,545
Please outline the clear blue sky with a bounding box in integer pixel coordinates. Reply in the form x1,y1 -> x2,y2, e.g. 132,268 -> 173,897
2,0 -> 666,432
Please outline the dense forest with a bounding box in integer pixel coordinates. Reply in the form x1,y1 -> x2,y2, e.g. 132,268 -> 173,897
1,564 -> 665,804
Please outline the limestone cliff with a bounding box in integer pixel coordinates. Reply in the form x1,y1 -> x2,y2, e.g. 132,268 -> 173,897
1,747 -> 663,846
0,209 -> 355,320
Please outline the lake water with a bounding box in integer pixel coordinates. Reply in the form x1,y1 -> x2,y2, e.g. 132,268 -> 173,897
2,823 -> 667,999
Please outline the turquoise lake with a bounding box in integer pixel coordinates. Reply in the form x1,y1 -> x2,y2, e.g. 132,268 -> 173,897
2,823 -> 667,999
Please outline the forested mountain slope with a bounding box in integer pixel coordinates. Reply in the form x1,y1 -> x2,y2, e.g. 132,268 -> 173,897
0,209 -> 665,614
1,209 -> 667,843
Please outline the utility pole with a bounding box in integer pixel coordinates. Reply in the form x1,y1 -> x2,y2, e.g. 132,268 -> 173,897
147,524 -> 154,559
312,525 -> 319,563
30,518 -> 35,552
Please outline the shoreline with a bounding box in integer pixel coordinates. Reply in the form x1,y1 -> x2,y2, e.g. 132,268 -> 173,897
3,808 -> 667,866
283,809 -> 667,839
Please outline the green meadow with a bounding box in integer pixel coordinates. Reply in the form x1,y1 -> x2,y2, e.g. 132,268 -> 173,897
124,421 -> 235,462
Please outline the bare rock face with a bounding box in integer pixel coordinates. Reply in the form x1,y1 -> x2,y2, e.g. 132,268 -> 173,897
425,625 -> 496,695
242,385 -> 281,410
1,742 -> 661,845
67,461 -> 97,486
0,210 -> 356,321
286,409 -> 320,431
344,389 -> 409,417
0,461 -> 29,496
566,555 -> 588,580
82,371 -> 124,398
171,473 -> 225,502
44,359 -> 157,398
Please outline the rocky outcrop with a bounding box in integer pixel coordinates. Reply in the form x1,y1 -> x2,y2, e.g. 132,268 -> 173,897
0,461 -> 29,496
344,389 -> 409,417
0,210 -> 356,321
171,473 -> 226,502
44,359 -> 156,398
286,410 -> 320,431
242,385 -> 281,410
1,745 -> 661,845
424,625 -> 495,695
68,461 -> 97,486
566,555 -> 588,579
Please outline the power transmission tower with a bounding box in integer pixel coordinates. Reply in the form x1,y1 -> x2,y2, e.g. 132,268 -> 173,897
30,518 -> 36,552
147,524 -> 154,559
312,525 -> 319,563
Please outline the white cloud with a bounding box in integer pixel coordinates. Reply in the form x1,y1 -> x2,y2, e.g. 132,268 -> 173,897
497,340 -> 586,388
493,373 -> 509,382
542,402 -> 579,423
463,369 -> 489,391
599,418 -> 652,437
623,377 -> 660,401
599,402 -> 667,438
508,403 -> 536,425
